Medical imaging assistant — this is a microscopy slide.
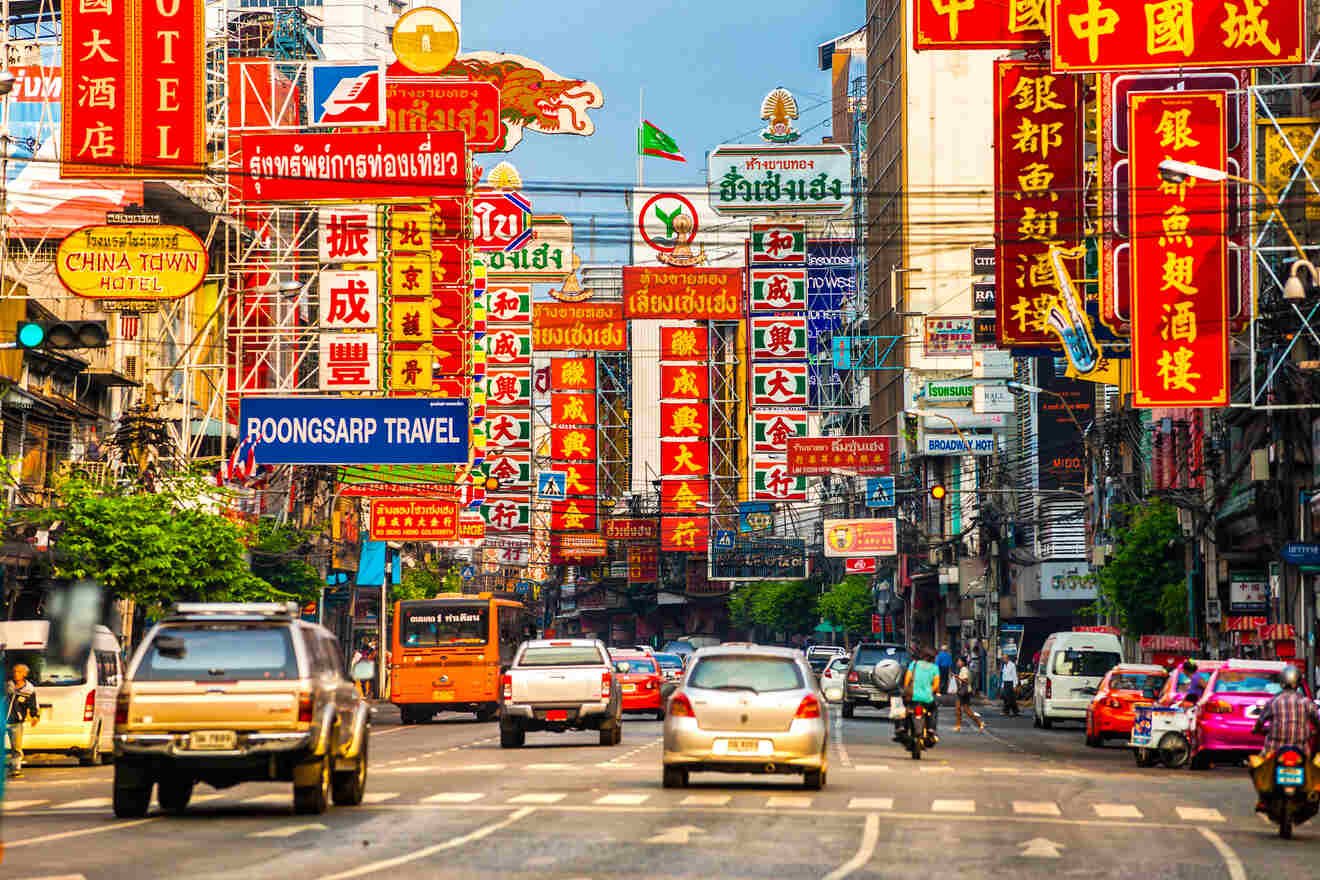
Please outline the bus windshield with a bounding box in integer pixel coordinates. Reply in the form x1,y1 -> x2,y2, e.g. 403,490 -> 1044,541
401,604 -> 488,647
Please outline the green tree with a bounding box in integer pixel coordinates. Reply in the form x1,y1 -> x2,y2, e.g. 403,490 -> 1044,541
391,564 -> 460,603
817,574 -> 874,647
727,578 -> 816,640
250,520 -> 322,607
1084,499 -> 1187,636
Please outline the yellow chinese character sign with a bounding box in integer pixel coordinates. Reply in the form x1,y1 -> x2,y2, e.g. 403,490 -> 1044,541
913,0 -> 1048,49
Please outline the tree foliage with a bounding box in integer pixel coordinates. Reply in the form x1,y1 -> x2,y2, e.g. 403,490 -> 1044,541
727,578 -> 816,637
1085,499 -> 1187,636
249,519 -> 323,607
391,564 -> 461,603
816,574 -> 874,644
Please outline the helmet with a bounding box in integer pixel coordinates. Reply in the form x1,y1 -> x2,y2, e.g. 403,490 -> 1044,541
1281,665 -> 1301,690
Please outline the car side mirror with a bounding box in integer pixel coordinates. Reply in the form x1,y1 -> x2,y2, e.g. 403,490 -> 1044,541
154,635 -> 187,660
352,660 -> 376,681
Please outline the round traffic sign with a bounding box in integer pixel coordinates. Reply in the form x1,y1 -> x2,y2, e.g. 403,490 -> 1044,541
638,192 -> 699,254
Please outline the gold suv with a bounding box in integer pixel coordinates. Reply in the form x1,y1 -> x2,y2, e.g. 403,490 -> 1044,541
113,603 -> 370,817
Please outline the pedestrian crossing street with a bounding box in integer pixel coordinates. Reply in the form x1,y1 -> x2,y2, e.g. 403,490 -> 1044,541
0,791 -> 1233,824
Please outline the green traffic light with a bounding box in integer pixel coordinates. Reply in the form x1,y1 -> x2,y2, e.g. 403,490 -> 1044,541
17,322 -> 45,348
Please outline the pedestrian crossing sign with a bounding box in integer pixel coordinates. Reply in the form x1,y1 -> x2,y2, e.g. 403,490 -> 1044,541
866,476 -> 895,509
714,529 -> 735,550
538,472 -> 566,500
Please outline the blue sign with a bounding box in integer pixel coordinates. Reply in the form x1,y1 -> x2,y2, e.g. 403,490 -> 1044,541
1282,542 -> 1320,565
807,240 -> 855,408
714,530 -> 736,550
461,565 -> 476,581
238,397 -> 468,465
308,62 -> 385,126
538,472 -> 566,500
866,476 -> 895,509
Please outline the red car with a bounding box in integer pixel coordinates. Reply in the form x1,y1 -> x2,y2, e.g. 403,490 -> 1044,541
1085,663 -> 1169,747
611,653 -> 665,720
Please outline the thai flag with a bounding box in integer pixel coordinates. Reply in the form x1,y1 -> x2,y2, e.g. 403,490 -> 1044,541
219,434 -> 259,484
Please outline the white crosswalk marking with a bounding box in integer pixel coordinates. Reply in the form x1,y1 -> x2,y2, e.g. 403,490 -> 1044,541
1093,804 -> 1143,819
848,798 -> 894,810
421,793 -> 485,804
1176,807 -> 1225,822
851,764 -> 891,772
594,794 -> 650,806
241,794 -> 292,805
53,798 -> 111,809
508,793 -> 566,804
931,799 -> 975,813
1013,801 -> 1061,816
680,794 -> 731,806
765,796 -> 813,808
918,766 -> 953,773
361,792 -> 400,804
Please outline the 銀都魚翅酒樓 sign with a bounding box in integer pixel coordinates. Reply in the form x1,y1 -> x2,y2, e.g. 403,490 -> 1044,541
238,397 -> 468,465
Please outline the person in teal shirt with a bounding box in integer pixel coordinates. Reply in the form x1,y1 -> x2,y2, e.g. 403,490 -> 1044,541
904,647 -> 941,741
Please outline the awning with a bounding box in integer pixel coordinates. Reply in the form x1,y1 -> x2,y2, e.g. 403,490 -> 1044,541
83,368 -> 140,388
1139,635 -> 1201,652
1222,615 -> 1268,632
1259,624 -> 1296,640
814,621 -> 844,634
1074,625 -> 1120,635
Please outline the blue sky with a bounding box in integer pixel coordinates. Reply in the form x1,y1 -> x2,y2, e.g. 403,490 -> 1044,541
459,1 -> 863,262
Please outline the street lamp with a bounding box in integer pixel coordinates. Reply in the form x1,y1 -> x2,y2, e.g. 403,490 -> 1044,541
1284,259 -> 1317,302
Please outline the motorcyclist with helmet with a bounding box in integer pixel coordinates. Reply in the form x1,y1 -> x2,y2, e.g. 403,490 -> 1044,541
1251,664 -> 1320,814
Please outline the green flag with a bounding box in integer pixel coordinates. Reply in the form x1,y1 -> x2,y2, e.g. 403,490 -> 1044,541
638,120 -> 685,162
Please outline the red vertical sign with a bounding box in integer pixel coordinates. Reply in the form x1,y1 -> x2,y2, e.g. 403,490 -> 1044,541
62,0 -> 132,176
1129,91 -> 1228,407
993,60 -> 1084,347
138,0 -> 205,174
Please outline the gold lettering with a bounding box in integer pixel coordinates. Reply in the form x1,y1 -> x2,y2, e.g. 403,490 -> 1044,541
156,125 -> 180,159
157,78 -> 179,112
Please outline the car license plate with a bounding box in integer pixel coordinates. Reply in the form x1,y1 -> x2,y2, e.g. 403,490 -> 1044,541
432,689 -> 455,701
1277,766 -> 1305,786
726,739 -> 761,754
545,709 -> 569,721
188,730 -> 236,750
622,683 -> 637,693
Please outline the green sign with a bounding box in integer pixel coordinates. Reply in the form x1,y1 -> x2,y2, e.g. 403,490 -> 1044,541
707,144 -> 852,216
922,380 -> 976,404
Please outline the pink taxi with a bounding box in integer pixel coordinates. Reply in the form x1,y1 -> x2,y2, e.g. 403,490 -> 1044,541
1156,660 -> 1225,706
1188,659 -> 1311,769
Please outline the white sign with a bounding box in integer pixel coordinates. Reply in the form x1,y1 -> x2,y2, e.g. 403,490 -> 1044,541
318,332 -> 378,391
921,409 -> 1010,429
923,433 -> 995,455
318,269 -> 379,329
973,385 -> 1014,414
318,206 -> 378,262
973,349 -> 1013,379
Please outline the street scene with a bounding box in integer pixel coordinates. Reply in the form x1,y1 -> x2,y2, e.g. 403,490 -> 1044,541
4,0 -> 1320,876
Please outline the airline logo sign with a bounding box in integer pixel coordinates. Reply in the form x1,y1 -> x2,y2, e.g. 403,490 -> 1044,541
308,62 -> 386,127
238,397 -> 468,464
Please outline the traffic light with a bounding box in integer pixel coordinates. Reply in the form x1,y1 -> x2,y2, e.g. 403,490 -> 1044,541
929,484 -> 947,501
16,320 -> 109,350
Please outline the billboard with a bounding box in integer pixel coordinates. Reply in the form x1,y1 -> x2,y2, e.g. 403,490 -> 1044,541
369,498 -> 460,541
238,397 -> 469,464
532,302 -> 626,351
707,144 -> 852,215
710,537 -> 808,580
786,436 -> 892,476
823,519 -> 898,557
912,0 -> 1047,50
56,225 -> 205,300
622,267 -> 743,319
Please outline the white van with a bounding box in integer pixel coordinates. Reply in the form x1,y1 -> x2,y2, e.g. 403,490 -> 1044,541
1033,630 -> 1124,729
1,620 -> 122,764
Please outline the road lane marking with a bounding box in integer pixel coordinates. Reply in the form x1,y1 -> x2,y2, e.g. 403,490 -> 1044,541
830,708 -> 853,769
421,793 -> 485,804
1199,828 -> 1247,880
1176,807 -> 1225,822
525,763 -> 576,771
981,767 -> 1017,773
369,726 -> 421,737
241,794 -> 293,805
765,796 -> 813,808
1013,802 -> 1061,816
5,817 -> 160,847
1093,804 -> 1143,819
848,798 -> 893,810
2,800 -> 49,810
250,822 -> 328,838
361,792 -> 400,804
316,807 -> 535,880
822,812 -> 879,880
932,799 -> 975,813
52,798 -> 111,809
596,762 -> 636,769
13,874 -> 88,880
508,793 -> 566,804
918,766 -> 953,773
850,765 -> 891,772
594,794 -> 650,805
680,794 -> 731,806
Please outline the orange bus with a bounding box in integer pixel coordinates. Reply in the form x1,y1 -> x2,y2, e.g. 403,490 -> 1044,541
390,592 -> 534,724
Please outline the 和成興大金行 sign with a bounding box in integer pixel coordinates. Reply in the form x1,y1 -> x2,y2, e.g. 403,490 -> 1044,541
238,397 -> 468,465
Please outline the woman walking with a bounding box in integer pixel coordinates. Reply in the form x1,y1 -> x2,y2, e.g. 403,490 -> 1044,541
954,659 -> 984,731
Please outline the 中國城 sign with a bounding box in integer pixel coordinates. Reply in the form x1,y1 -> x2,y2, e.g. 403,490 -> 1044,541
56,225 -> 206,300
238,397 -> 468,464
707,144 -> 852,216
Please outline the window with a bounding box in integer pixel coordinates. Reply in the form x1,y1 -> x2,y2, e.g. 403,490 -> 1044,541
613,659 -> 656,674
402,605 -> 488,647
1052,650 -> 1121,678
1213,670 -> 1285,694
519,646 -> 603,667
94,649 -> 120,686
1109,673 -> 1165,697
321,634 -> 344,677
7,650 -> 86,687
855,646 -> 909,668
688,656 -> 804,692
135,626 -> 299,681
497,605 -> 526,666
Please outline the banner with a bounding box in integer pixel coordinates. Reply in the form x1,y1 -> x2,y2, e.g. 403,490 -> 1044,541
823,518 -> 898,557
786,436 -> 892,476
993,61 -> 1084,347
623,267 -> 743,319
661,516 -> 710,553
660,363 -> 709,400
1050,0 -> 1305,72
550,534 -> 607,562
381,76 -> 502,149
1129,91 -> 1228,407
913,0 -> 1047,49
532,302 -> 626,351
660,325 -> 709,360
368,498 -> 459,541
660,401 -> 711,438
238,397 -> 468,464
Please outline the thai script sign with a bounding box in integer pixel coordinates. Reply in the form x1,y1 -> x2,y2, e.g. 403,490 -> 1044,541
786,436 -> 892,476
1129,91 -> 1228,407
707,144 -> 852,216
622,267 -> 743,319
383,76 -> 502,149
550,533 -> 607,562
605,518 -> 659,541
913,0 -> 1048,49
532,302 -> 627,351
824,519 -> 898,557
238,397 -> 468,465
921,379 -> 977,404
239,130 -> 465,202
369,498 -> 460,541
1050,0 -> 1305,72
485,215 -> 574,280
56,225 -> 205,300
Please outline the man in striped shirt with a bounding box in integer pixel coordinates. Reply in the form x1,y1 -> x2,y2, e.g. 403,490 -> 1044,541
1254,665 -> 1319,755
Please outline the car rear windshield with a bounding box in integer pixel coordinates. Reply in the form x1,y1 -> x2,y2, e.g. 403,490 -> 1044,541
7,650 -> 86,687
688,656 -> 804,692
1109,673 -> 1165,695
519,646 -> 603,667
1052,650 -> 1121,678
855,646 -> 909,667
401,605 -> 488,647
135,626 -> 298,681
613,659 -> 656,674
1213,670 -> 1285,695
654,654 -> 682,668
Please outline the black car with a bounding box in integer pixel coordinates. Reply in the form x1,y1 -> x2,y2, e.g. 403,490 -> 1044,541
842,642 -> 911,718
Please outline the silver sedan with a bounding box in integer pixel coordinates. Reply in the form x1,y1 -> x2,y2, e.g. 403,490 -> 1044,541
662,644 -> 829,790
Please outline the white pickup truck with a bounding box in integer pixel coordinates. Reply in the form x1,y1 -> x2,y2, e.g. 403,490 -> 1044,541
499,639 -> 622,748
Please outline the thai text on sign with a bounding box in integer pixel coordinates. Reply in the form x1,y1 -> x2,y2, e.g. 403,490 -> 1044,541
369,498 -> 460,541
993,60 -> 1083,347
56,225 -> 205,299
1050,0 -> 1305,72
823,519 -> 898,558
1129,91 -> 1228,407
532,302 -> 626,351
786,436 -> 892,476
913,0 -> 1048,49
622,267 -> 743,319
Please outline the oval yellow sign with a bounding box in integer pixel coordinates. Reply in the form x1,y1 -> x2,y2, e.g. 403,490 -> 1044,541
56,225 -> 207,300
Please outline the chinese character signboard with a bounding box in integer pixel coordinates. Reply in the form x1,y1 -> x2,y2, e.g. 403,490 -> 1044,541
319,206 -> 379,262
660,325 -> 709,360
707,145 -> 852,215
1050,0 -> 1305,72
660,363 -> 709,400
551,357 -> 595,391
752,411 -> 808,454
787,436 -> 892,476
750,223 -> 807,263
752,457 -> 808,501
532,302 -> 627,351
1129,91 -> 1228,407
622,267 -> 743,319
913,0 -> 1048,49
923,316 -> 975,356
662,516 -> 710,553
751,315 -> 809,359
319,332 -> 379,391
319,269 -> 379,329
369,498 -> 459,541
993,60 -> 1083,347
750,268 -> 808,311
752,363 -> 809,407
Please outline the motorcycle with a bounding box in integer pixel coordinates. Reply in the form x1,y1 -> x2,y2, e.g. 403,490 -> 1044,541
1248,746 -> 1319,839
891,696 -> 937,760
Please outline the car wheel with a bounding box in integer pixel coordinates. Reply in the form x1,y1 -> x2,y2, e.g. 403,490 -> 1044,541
655,708 -> 666,722
399,706 -> 415,725
113,762 -> 153,819
158,778 -> 194,815
842,701 -> 854,719
475,705 -> 498,723
803,769 -> 825,791
500,724 -> 525,748
662,766 -> 688,788
1189,750 -> 1211,771
333,734 -> 368,806
1033,707 -> 1042,728
293,752 -> 332,815
601,723 -> 622,746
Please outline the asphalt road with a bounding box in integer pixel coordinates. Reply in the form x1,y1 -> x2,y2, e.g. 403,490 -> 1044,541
0,701 -> 1309,879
